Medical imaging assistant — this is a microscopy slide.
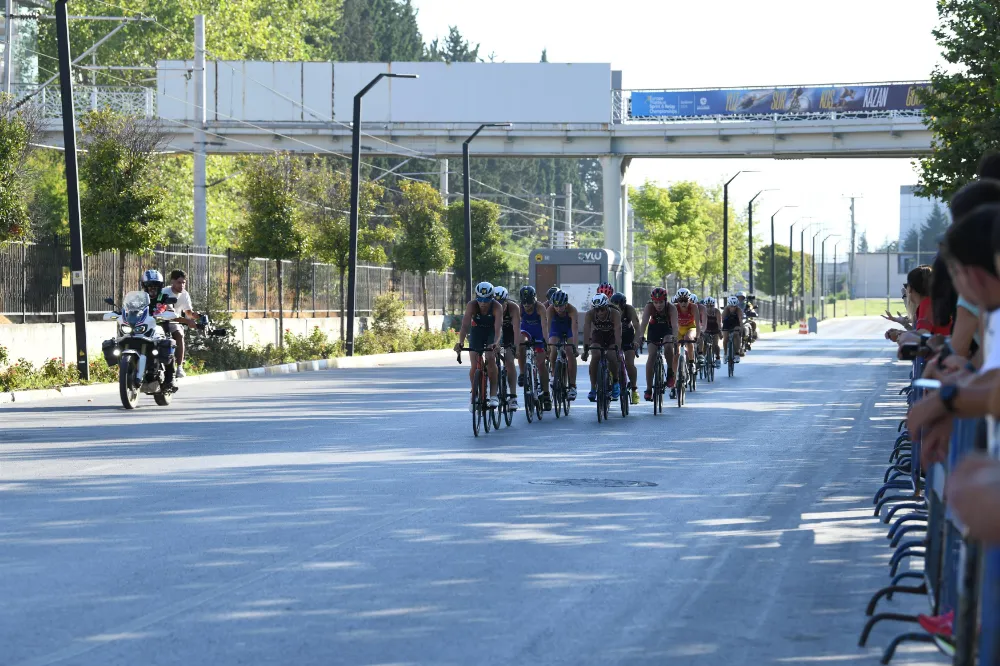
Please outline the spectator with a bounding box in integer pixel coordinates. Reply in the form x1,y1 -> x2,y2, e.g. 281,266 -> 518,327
162,269 -> 202,378
977,150 -> 1000,181
947,452 -> 1000,544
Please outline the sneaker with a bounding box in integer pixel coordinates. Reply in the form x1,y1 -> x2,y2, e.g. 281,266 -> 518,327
175,366 -> 186,378
588,389 -> 597,402
568,386 -> 578,401
469,402 -> 475,413
644,389 -> 652,402
697,355 -> 705,367
517,373 -> 525,387
611,383 -> 621,400
487,396 -> 499,408
508,397 -> 518,411
734,356 -> 741,363
918,611 -> 953,638
670,388 -> 676,399
631,389 -> 640,405
714,359 -> 721,369
667,377 -> 676,389
542,393 -> 552,411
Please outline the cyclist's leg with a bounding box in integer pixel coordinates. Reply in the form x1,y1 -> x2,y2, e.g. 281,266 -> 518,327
517,340 -> 527,377
625,349 -> 637,388
588,347 -> 599,385
547,336 -> 559,373
566,339 -> 578,383
503,346 -> 517,394
469,351 -> 482,403
644,343 -> 656,393
485,348 -> 499,397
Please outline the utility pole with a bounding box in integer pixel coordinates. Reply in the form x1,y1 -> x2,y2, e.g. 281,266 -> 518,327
193,15 -> 207,247
3,0 -> 13,94
439,159 -> 449,206
564,183 -> 572,248
848,197 -> 857,299
549,193 -> 556,248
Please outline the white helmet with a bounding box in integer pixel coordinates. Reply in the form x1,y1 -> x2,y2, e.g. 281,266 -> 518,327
591,293 -> 610,309
727,295 -> 739,307
140,269 -> 164,288
705,296 -> 716,307
736,291 -> 746,299
689,293 -> 698,303
494,286 -> 509,302
675,288 -> 691,302
475,282 -> 495,302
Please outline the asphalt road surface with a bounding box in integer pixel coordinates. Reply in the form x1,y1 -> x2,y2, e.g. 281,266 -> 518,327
1,317 -> 945,665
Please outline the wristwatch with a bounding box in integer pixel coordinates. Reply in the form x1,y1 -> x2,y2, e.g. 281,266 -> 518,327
940,385 -> 959,413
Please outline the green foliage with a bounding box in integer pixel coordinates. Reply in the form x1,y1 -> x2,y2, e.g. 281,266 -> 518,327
371,291 -> 408,342
0,94 -> 41,241
858,231 -> 870,254
0,353 -> 118,392
78,110 -> 167,256
334,0 -> 423,61
630,181 -> 707,281
285,326 -> 344,360
916,1 -> 1000,200
446,200 -> 508,284
26,150 -> 68,242
426,26 -> 480,63
237,153 -> 305,261
754,244 -> 814,296
394,180 -> 453,275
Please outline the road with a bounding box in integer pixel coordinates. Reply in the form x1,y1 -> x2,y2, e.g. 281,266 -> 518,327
1,317 -> 943,665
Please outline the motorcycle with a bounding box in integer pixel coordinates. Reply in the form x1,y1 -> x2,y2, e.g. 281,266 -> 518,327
101,291 -> 180,409
742,310 -> 758,353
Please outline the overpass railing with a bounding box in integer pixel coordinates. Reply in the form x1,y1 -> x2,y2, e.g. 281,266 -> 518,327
11,85 -> 155,119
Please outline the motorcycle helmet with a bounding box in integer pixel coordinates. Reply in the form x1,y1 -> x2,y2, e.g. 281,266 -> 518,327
475,282 -> 495,303
140,269 -> 164,291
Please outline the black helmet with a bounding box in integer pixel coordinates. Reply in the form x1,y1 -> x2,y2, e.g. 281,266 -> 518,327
519,285 -> 537,305
610,292 -> 627,308
546,286 -> 559,300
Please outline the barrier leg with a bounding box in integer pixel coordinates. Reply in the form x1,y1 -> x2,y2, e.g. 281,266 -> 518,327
875,494 -> 921,517
875,481 -> 912,504
880,633 -> 936,664
890,525 -> 928,548
887,514 -> 926,538
890,548 -> 926,577
887,571 -> 925,598
859,613 -> 919,646
866,582 -> 927,616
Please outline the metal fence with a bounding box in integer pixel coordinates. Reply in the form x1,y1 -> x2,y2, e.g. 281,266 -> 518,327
0,242 -> 526,323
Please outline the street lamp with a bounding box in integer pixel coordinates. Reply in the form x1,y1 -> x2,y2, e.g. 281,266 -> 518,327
833,241 -> 842,318
820,234 -> 840,320
747,188 -> 776,294
723,170 -> 758,292
810,228 -> 825,317
798,221 -> 818,321
464,122 -> 514,302
770,205 -> 797,331
346,71 -> 418,357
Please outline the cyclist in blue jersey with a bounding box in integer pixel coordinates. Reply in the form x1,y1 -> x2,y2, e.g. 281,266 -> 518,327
611,292 -> 641,405
546,289 -> 580,401
517,285 -> 551,411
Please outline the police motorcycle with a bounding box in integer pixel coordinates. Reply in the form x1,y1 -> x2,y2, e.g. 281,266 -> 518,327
101,291 -> 182,409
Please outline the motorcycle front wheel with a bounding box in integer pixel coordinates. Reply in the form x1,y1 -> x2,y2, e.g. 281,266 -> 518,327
119,355 -> 139,409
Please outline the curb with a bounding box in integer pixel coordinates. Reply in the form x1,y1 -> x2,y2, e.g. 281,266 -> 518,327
0,348 -> 455,405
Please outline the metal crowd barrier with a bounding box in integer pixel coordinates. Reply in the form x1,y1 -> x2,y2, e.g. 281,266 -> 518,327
861,355 -> 1000,665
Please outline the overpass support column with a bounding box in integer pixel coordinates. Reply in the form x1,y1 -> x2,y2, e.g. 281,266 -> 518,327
600,155 -> 631,295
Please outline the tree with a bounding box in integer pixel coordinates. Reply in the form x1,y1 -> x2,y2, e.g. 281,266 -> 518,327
754,244 -> 812,297
27,150 -> 67,242
630,181 -> 710,284
237,153 -> 305,345
876,238 -> 899,252
0,93 -> 42,242
393,181 -> 454,330
697,186 -> 750,295
902,226 -> 921,253
540,49 -> 548,63
446,200 -> 508,296
919,202 -> 949,251
300,164 -> 390,340
78,110 -> 167,302
334,0 -> 423,61
858,231 -> 870,254
916,1 -> 1000,200
425,26 -> 479,63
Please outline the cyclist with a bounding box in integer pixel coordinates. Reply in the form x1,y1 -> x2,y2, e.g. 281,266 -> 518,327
517,285 -> 551,411
611,292 -> 641,405
542,286 -> 559,309
582,293 -> 622,402
546,289 -> 580,401
691,292 -> 708,367
704,296 -> 723,369
722,295 -> 745,364
597,281 -> 615,300
674,288 -> 700,388
638,287 -> 678,402
494,286 -> 519,411
744,293 -> 760,349
454,282 -> 504,410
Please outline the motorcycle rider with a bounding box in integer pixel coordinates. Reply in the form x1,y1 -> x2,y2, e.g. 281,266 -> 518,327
139,269 -> 177,391
162,269 -> 203,377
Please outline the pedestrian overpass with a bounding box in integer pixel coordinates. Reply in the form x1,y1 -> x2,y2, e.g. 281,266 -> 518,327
21,60 -> 933,294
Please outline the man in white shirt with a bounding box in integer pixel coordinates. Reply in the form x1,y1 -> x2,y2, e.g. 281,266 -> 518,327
162,269 -> 201,377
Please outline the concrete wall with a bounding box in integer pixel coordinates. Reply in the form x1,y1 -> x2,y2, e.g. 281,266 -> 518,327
0,315 -> 446,368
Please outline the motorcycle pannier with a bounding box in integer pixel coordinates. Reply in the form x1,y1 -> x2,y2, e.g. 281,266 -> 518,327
101,339 -> 119,367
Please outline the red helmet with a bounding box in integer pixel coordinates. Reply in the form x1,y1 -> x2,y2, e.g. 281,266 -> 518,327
597,282 -> 614,297
650,287 -> 668,302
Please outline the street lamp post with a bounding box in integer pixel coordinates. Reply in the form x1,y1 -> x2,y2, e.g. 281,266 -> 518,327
723,170 -> 757,293
833,242 -> 842,318
770,205 -> 797,331
820,234 -> 839,320
747,189 -> 775,295
810,229 -> 824,317
463,122 -> 513,302
798,222 -> 817,321
346,72 -> 417,356
788,221 -> 798,326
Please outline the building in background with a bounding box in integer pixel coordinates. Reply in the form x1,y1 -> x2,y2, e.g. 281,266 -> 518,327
899,185 -> 944,245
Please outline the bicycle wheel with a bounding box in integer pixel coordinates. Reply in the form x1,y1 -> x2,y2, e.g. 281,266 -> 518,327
652,354 -> 662,415
472,368 -> 482,437
524,369 -> 534,424
596,361 -> 606,423
562,363 -> 571,415
619,358 -> 629,417
677,360 -> 685,408
690,360 -> 697,393
727,337 -> 735,377
481,368 -> 492,433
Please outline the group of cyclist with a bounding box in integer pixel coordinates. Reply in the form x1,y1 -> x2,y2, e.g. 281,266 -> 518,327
454,279 -> 760,413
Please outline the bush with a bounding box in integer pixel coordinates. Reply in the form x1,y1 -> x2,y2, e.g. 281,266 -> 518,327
412,328 -> 457,351
0,354 -> 117,392
186,310 -> 288,372
368,291 -> 413,352
285,326 -> 344,361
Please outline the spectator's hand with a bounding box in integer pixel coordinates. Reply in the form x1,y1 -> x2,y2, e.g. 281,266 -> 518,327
882,310 -> 905,325
886,328 -> 902,342
897,331 -> 923,347
919,416 -> 954,469
923,353 -> 972,382
453,343 -> 462,354
946,454 -> 1000,544
907,392 -> 949,433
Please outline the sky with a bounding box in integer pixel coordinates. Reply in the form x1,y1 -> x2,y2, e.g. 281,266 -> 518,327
412,0 -> 944,250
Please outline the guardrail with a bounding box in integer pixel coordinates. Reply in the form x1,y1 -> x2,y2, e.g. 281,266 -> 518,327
860,356 -> 1000,664
11,85 -> 154,119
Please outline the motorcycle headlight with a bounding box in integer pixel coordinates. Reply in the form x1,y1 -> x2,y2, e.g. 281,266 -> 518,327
120,324 -> 133,334
134,324 -> 148,334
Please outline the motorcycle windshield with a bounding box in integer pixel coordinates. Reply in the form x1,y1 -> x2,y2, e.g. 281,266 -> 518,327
123,291 -> 150,328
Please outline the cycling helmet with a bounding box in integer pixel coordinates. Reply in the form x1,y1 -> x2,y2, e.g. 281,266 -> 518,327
705,296 -> 716,307
736,291 -> 746,299
597,282 -> 614,297
591,293 -> 610,309
610,292 -> 627,308
727,296 -> 739,307
475,281 -> 495,303
519,285 -> 537,305
551,290 -> 569,307
675,288 -> 691,302
140,269 -> 164,289
494,286 -> 509,303
546,286 -> 559,301
689,293 -> 698,304
650,287 -> 668,302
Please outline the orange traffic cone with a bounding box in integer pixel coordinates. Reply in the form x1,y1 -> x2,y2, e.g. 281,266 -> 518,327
799,320 -> 808,334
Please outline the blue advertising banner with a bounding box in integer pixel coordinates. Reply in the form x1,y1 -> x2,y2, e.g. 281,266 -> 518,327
630,83 -> 929,118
